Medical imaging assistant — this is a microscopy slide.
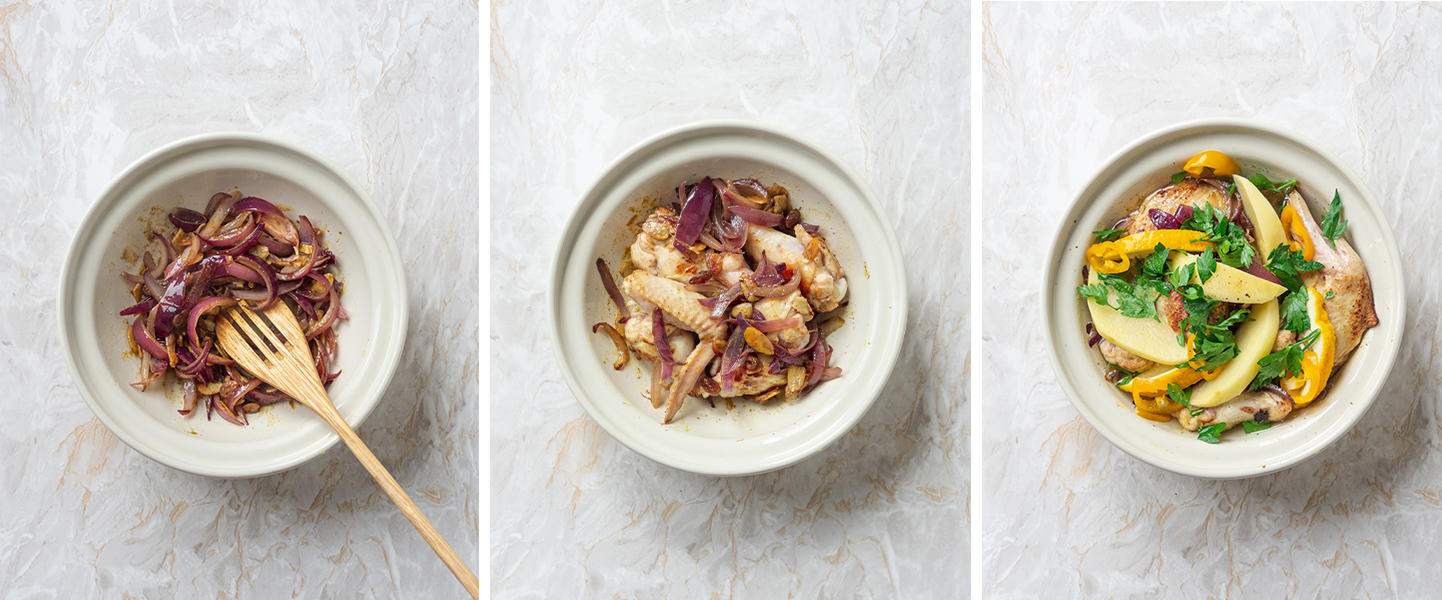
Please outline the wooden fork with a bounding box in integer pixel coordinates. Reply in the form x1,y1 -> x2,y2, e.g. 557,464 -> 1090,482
216,303 -> 479,598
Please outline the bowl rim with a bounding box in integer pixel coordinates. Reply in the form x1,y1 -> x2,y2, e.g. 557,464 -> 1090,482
57,131 -> 409,478
546,119 -> 908,476
1040,117 -> 1405,479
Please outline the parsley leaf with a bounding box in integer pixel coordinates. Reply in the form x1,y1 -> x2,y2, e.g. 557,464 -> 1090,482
1077,282 -> 1111,305
1321,190 -> 1348,246
1249,328 -> 1321,390
1195,247 -> 1217,284
1248,173 -> 1298,195
1242,421 -> 1272,434
1182,203 -> 1255,269
1325,290 -> 1335,300
1142,243 -> 1170,278
1171,172 -> 1188,184
1093,228 -> 1127,242
1278,291 -> 1311,335
1197,423 -> 1226,444
1168,261 -> 1195,290
1168,383 -> 1204,417
1265,244 -> 1324,293
1091,274 -> 1161,321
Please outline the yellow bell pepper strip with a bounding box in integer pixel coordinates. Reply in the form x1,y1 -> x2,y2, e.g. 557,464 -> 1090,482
1279,204 -> 1315,261
1086,230 -> 1210,274
1282,287 -> 1335,407
1183,335 -> 1224,380
1183,150 -> 1241,178
1118,365 -> 1206,397
1134,394 -> 1182,416
1135,409 -> 1172,423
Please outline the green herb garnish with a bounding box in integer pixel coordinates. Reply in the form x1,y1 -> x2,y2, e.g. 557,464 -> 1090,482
1242,421 -> 1272,434
1321,190 -> 1348,246
1278,290 -> 1310,335
1248,173 -> 1298,195
1168,383 -> 1203,417
1197,422 -> 1226,444
1182,203 -> 1255,270
1093,228 -> 1128,242
1264,244 -> 1324,293
1325,291 -> 1335,300
1249,328 -> 1321,390
1195,246 -> 1217,284
1171,172 -> 1188,184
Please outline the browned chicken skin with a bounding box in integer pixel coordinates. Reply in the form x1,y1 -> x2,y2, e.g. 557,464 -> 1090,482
1285,191 -> 1379,366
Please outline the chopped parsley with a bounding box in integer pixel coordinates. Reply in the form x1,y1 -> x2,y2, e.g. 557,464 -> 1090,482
1197,422 -> 1226,444
1171,171 -> 1188,184
1321,190 -> 1348,246
1172,282 -> 1251,372
1182,203 -> 1255,269
1093,228 -> 1128,242
1325,290 -> 1335,300
1242,421 -> 1272,434
1080,273 -> 1162,321
1248,173 -> 1298,195
1168,382 -> 1203,417
1278,290 -> 1310,335
1142,243 -> 1170,278
1249,328 -> 1321,390
1264,244 -> 1324,293
1195,246 -> 1217,284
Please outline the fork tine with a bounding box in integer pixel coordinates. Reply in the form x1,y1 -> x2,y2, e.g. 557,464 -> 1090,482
234,308 -> 280,355
223,311 -> 270,362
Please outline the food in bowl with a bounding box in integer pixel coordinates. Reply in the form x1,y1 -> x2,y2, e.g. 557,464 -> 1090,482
592,176 -> 847,424
1077,150 -> 1377,443
120,190 -> 345,426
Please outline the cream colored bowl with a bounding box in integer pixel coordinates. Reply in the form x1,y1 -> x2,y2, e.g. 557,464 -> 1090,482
58,133 -> 408,478
548,121 -> 907,476
1042,119 -> 1404,479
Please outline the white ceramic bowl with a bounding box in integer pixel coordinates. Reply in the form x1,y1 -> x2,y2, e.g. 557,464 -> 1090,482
59,133 -> 409,478
549,121 -> 907,476
1042,118 -> 1404,479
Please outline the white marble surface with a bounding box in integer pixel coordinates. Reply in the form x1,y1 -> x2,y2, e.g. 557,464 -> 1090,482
491,1 -> 968,597
2,2 -> 478,598
984,3 -> 1442,597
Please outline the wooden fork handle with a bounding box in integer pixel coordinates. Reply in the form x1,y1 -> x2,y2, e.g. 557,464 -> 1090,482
308,397 -> 480,599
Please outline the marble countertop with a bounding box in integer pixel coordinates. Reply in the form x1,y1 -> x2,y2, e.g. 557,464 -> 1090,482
1,2 -> 478,598
490,1 -> 968,597
984,3 -> 1442,597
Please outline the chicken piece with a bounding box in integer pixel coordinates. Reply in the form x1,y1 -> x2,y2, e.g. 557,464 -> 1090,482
622,271 -> 727,340
629,207 -> 701,283
1098,338 -> 1154,373
709,252 -> 813,353
622,270 -> 728,423
1126,178 -> 1234,236
744,223 -> 847,313
698,357 -> 787,399
1285,191 -> 1379,367
621,297 -> 697,364
1176,389 -> 1294,432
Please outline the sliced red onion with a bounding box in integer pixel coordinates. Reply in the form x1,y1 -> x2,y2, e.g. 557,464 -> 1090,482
132,316 -> 169,359
305,287 -> 341,338
211,395 -> 247,426
675,177 -> 713,246
717,324 -> 749,392
752,316 -> 802,333
259,212 -> 299,246
121,299 -> 157,316
1149,205 -> 1193,230
232,197 -> 286,218
277,216 -> 317,281
223,261 -> 264,283
700,283 -> 744,319
806,334 -> 829,390
1085,322 -> 1101,347
233,254 -> 279,310
731,178 -> 770,199
821,367 -> 842,381
179,379 -> 197,415
141,270 -> 166,299
215,224 -> 262,256
773,345 -> 806,366
169,207 -> 208,233
246,388 -> 291,406
256,233 -> 294,257
728,202 -> 784,227
187,297 -> 237,345
595,258 -> 628,316
198,194 -> 238,238
163,236 -> 202,281
200,213 -> 256,247
752,252 -> 786,286
152,276 -> 187,339
1248,252 -> 1284,285
652,309 -> 674,380
752,276 -> 800,298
